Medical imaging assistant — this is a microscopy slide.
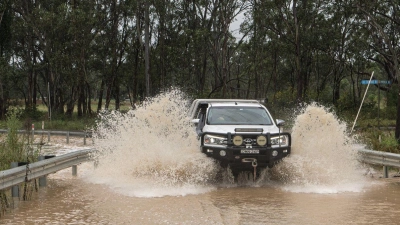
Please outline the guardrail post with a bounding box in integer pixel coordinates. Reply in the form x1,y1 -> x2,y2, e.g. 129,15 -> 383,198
47,131 -> 51,142
84,131 -> 87,145
38,156 -> 47,187
32,124 -> 35,141
94,160 -> 98,168
383,166 -> 389,178
72,165 -> 77,176
11,162 -> 19,197
66,131 -> 70,144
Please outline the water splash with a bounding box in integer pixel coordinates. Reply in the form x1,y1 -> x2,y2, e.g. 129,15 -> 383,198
270,103 -> 368,193
85,89 -> 218,197
86,91 -> 369,196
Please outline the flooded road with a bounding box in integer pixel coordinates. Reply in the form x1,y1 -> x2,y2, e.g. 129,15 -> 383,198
2,168 -> 400,225
2,91 -> 400,224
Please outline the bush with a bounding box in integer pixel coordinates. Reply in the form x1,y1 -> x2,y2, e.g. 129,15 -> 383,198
0,111 -> 41,216
22,106 -> 45,121
360,129 -> 400,153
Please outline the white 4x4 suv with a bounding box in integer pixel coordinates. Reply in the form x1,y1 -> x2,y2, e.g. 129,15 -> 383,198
189,99 -> 291,178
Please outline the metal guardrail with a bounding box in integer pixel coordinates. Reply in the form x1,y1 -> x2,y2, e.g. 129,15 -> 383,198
0,148 -> 94,191
0,129 -> 92,145
358,149 -> 400,178
358,149 -> 400,168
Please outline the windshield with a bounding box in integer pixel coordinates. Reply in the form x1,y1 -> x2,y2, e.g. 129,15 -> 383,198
207,106 -> 273,125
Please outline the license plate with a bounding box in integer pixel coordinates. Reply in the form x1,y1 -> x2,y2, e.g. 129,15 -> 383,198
240,149 -> 259,154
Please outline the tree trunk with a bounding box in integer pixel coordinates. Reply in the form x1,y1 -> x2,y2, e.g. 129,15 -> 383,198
97,79 -> 105,113
293,0 -> 303,102
144,0 -> 150,97
396,94 -> 400,140
86,82 -> 92,116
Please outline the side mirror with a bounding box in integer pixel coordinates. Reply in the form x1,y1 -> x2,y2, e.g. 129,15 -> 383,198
276,119 -> 285,127
191,118 -> 200,125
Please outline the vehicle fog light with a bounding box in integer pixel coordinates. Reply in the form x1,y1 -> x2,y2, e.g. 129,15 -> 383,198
256,136 -> 267,146
272,150 -> 278,157
233,136 -> 243,146
207,149 -> 213,153
220,150 -> 226,156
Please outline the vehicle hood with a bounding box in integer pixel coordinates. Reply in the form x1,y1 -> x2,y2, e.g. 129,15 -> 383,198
202,124 -> 280,134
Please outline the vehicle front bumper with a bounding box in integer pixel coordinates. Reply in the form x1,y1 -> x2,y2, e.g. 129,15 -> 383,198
201,145 -> 291,170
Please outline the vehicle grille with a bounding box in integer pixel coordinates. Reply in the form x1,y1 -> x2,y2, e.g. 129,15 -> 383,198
231,135 -> 262,147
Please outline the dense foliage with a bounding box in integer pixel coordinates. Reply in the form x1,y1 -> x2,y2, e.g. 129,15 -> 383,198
0,0 -> 400,136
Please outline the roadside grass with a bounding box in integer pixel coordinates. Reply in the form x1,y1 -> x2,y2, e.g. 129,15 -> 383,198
0,112 -> 41,216
346,113 -> 398,153
355,118 -> 396,129
356,128 -> 400,154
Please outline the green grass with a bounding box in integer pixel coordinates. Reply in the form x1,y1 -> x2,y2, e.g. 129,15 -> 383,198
358,128 -> 400,153
354,118 -> 396,129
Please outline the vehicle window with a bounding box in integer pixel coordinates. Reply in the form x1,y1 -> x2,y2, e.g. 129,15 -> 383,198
207,107 -> 272,125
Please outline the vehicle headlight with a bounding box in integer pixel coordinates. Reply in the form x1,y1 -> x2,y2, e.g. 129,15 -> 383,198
204,134 -> 227,146
271,135 -> 288,147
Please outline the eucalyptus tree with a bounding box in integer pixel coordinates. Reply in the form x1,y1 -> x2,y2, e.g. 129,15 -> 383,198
151,0 -> 211,95
239,0 -> 369,107
11,1 -> 69,116
10,0 -> 43,112
242,0 -> 320,102
148,0 -> 245,98
0,0 -> 12,118
203,0 -> 248,98
313,0 -> 360,105
9,0 -> 116,117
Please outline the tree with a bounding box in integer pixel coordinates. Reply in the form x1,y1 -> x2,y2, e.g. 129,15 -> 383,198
0,0 -> 12,119
356,1 -> 400,139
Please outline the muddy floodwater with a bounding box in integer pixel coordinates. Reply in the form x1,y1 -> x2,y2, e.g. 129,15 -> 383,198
2,168 -> 400,225
2,91 -> 400,224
